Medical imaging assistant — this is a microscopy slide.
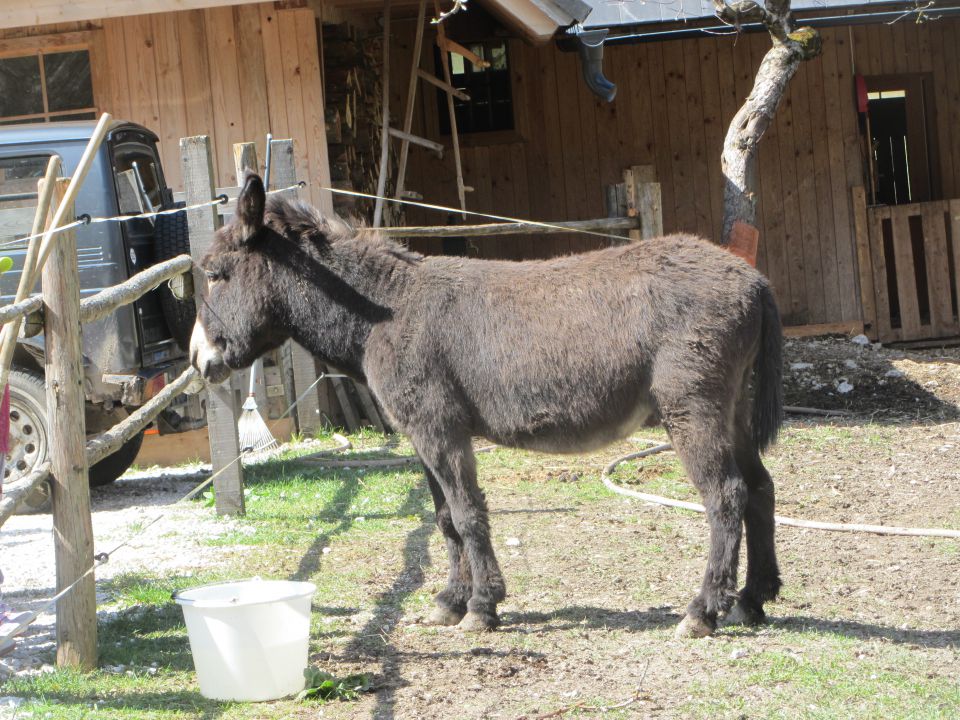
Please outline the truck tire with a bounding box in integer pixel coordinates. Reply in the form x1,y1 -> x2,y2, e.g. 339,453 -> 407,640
154,202 -> 197,351
6,369 -> 146,511
88,425 -> 145,488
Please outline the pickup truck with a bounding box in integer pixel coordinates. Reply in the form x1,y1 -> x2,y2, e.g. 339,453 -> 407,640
0,120 -> 200,509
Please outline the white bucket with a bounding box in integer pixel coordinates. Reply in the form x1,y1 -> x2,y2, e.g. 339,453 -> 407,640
173,579 -> 316,702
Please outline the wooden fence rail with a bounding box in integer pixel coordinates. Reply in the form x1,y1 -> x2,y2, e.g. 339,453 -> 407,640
85,367 -> 202,467
0,464 -> 51,526
80,254 -> 193,325
0,295 -> 43,326
377,217 -> 640,238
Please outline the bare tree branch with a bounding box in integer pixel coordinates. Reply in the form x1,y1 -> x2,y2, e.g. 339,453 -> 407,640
716,0 -> 822,244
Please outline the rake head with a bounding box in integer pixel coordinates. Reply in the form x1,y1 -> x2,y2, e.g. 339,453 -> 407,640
238,398 -> 278,454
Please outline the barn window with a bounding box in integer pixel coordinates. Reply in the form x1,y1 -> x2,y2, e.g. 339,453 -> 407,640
0,48 -> 96,125
435,40 -> 514,135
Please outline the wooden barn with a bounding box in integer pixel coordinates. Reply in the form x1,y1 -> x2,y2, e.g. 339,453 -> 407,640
1,0 -> 959,347
384,0 -> 960,343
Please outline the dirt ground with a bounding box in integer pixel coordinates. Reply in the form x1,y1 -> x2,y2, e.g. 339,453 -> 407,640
314,335 -> 960,719
3,336 -> 960,718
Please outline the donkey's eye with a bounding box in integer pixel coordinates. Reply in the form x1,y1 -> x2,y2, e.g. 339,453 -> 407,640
204,269 -> 223,282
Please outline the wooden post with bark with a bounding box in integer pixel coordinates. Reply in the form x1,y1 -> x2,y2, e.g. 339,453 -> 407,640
268,138 -> 326,435
43,178 -> 96,669
181,135 -> 245,516
715,0 -> 821,246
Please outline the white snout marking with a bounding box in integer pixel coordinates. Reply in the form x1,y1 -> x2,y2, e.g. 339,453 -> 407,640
190,321 -> 231,384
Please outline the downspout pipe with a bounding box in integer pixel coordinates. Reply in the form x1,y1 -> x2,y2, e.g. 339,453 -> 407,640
570,28 -> 616,102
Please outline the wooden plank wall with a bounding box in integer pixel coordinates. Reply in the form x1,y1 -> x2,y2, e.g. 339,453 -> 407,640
393,17 -> 960,328
0,4 -> 328,208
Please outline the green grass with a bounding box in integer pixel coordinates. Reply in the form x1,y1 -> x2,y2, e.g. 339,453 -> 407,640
4,443 -> 432,719
679,632 -> 960,719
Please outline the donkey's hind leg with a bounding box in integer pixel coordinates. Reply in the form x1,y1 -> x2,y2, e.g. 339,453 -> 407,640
727,422 -> 781,626
423,466 -> 472,626
664,410 -> 747,638
413,435 -> 506,631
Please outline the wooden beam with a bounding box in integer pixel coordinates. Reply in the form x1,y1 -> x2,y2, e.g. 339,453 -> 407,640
269,137 -> 324,435
623,165 -> 661,242
0,464 -> 51,528
86,368 -> 200,466
32,114 -> 111,292
0,295 -> 43,327
395,0 -> 428,200
387,127 -> 443,157
0,32 -> 92,56
782,321 -> 865,338
438,37 -> 490,68
416,68 -> 470,101
79,254 -> 192,324
373,0 -> 391,228
376,216 -> 639,238
0,0 -> 267,31
638,182 -> 663,240
434,0 -> 467,217
851,186 -> 878,340
180,135 -> 245,516
43,178 -> 96,670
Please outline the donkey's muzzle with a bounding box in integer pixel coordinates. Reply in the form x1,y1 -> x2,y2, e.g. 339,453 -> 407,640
190,321 -> 232,385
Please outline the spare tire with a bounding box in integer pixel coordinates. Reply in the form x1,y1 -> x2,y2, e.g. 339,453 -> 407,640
154,202 -> 197,351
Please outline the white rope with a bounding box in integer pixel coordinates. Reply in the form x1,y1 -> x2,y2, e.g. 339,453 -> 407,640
313,184 -> 634,243
602,439 -> 960,539
0,182 -> 305,250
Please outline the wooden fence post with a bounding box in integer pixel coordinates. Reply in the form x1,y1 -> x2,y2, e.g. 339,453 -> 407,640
624,165 -> 662,240
851,186 -> 878,341
269,138 -> 325,435
181,135 -> 245,516
43,178 -> 96,669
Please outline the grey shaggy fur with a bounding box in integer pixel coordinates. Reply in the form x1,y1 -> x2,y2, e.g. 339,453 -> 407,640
193,174 -> 785,636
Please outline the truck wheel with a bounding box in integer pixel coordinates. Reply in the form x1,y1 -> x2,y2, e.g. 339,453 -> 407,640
154,202 -> 197,351
88,431 -> 145,487
5,369 -> 50,511
5,369 -> 146,511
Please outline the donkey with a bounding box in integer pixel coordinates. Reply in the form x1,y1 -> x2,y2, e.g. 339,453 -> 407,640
191,175 -> 784,638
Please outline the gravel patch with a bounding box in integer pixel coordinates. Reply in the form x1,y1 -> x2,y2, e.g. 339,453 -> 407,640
0,466 -> 239,680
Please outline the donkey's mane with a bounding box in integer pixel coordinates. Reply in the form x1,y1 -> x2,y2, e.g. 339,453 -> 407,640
264,196 -> 422,265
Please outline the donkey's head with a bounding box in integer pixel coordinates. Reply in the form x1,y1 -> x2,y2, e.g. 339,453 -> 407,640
190,173 -> 291,384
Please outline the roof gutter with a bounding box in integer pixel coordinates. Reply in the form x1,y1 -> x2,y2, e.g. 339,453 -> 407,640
597,5 -> 960,45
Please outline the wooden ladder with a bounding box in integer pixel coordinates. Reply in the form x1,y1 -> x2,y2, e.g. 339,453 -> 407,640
373,0 -> 478,226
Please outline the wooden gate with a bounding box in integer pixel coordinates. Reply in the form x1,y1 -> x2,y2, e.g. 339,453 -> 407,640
857,193 -> 960,343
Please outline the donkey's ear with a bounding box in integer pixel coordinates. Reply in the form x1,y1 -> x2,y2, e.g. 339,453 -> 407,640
236,171 -> 266,241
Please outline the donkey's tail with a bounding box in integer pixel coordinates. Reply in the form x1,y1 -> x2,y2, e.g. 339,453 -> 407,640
752,283 -> 784,452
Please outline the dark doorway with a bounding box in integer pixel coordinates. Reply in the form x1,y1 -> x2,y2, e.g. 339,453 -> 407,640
864,74 -> 938,205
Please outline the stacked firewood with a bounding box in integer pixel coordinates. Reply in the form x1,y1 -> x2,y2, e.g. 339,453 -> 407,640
315,22 -> 395,433
322,23 -> 402,227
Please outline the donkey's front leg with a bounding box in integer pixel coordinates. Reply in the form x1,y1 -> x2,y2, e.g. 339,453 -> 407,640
414,436 -> 506,631
666,418 -> 747,638
422,465 -> 473,626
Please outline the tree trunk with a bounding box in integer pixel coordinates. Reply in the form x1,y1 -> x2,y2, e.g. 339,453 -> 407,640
717,1 -> 821,245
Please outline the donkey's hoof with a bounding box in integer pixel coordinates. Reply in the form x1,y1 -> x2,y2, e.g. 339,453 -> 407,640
423,605 -> 466,627
724,602 -> 766,627
675,614 -> 715,639
458,611 -> 498,632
